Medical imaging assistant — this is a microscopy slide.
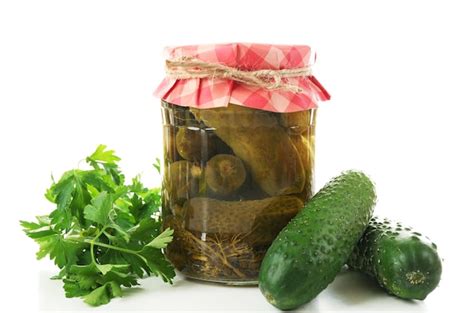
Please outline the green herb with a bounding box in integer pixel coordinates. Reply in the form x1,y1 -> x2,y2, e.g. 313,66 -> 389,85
21,145 -> 175,306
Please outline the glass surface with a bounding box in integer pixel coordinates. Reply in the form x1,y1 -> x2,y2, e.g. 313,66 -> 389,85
161,101 -> 316,284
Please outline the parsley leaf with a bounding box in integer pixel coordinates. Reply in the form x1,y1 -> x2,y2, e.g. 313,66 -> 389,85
84,192 -> 114,226
21,216 -> 83,269
83,281 -> 122,306
86,144 -> 124,185
146,227 -> 174,249
153,158 -> 161,174
47,169 -> 115,230
21,145 -> 174,306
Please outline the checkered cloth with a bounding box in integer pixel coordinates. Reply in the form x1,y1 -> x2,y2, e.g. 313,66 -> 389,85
154,43 -> 330,112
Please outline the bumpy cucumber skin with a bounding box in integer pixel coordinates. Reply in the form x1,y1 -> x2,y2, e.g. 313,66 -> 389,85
348,217 -> 442,300
258,171 -> 376,310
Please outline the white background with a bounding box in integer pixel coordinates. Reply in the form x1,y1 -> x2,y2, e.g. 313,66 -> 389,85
1,0 -> 473,312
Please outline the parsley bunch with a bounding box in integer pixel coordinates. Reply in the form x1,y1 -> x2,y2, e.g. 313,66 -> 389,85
21,145 -> 175,306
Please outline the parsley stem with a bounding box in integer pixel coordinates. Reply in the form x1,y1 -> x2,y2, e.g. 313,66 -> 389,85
66,236 -> 144,257
84,239 -> 150,265
83,239 -> 139,255
90,227 -> 106,266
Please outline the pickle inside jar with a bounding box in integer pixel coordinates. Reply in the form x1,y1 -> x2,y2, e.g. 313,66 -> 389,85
176,127 -> 217,162
190,104 -> 307,196
205,154 -> 247,197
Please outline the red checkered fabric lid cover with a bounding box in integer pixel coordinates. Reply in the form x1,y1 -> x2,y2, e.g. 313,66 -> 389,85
154,43 -> 330,112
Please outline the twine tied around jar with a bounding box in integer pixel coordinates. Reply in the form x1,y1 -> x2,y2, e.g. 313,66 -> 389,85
165,56 -> 312,93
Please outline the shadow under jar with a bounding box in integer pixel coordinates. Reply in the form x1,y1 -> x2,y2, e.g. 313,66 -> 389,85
155,43 -> 330,285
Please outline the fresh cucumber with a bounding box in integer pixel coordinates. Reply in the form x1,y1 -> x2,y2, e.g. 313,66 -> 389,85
347,216 -> 442,300
258,171 -> 376,310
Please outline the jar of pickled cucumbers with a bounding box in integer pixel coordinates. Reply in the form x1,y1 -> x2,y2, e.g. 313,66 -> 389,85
154,43 -> 330,284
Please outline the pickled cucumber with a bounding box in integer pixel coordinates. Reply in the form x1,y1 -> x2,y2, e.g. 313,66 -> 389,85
191,104 -> 305,196
290,132 -> 315,200
205,154 -> 247,196
164,160 -> 202,200
176,127 -> 216,161
184,196 -> 303,237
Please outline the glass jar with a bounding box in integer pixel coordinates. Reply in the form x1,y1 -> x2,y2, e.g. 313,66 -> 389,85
161,101 -> 316,284
155,43 -> 329,284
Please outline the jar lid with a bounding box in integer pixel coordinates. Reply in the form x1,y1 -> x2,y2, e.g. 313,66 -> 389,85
154,43 -> 330,112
